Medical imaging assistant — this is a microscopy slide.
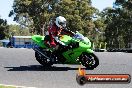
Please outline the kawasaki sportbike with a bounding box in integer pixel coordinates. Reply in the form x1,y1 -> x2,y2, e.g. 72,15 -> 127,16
32,31 -> 99,69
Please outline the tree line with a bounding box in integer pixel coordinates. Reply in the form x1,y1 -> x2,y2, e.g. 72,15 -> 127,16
0,0 -> 132,49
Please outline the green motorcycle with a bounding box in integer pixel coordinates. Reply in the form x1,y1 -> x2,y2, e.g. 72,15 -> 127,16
32,31 -> 99,69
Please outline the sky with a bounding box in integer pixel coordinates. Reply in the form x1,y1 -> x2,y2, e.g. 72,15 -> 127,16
0,0 -> 115,25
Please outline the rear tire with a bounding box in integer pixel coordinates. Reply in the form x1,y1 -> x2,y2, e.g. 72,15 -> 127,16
79,53 -> 99,69
35,51 -> 53,67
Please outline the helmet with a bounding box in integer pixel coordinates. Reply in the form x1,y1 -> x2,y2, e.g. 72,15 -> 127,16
55,16 -> 66,28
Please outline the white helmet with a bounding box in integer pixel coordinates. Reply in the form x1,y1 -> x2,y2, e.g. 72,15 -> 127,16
55,16 -> 66,28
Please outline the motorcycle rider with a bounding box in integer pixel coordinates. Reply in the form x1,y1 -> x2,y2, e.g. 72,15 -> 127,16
44,16 -> 74,62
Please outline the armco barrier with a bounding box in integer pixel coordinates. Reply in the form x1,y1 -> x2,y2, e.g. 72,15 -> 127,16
95,48 -> 132,53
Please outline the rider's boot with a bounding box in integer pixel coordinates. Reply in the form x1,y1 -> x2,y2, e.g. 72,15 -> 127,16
53,45 -> 66,63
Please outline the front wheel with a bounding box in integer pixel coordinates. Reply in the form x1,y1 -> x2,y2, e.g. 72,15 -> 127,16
79,53 -> 99,69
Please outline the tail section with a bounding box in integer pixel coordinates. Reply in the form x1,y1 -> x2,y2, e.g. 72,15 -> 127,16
31,35 -> 46,48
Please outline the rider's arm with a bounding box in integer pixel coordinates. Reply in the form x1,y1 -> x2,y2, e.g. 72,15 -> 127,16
50,28 -> 65,46
61,28 -> 75,37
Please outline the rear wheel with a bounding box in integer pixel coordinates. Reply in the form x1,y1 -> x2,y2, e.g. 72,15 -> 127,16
35,51 -> 53,67
79,53 -> 99,69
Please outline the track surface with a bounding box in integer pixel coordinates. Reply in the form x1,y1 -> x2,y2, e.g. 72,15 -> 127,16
0,48 -> 132,88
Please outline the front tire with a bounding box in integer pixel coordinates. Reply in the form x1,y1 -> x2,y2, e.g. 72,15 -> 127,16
80,53 -> 99,69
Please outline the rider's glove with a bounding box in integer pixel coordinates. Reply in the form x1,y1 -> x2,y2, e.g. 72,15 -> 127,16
54,37 -> 66,46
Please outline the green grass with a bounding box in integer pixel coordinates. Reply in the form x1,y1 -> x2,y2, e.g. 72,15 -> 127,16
0,85 -> 16,88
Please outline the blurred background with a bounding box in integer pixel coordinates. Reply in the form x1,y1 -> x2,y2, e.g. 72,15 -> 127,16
0,0 -> 132,52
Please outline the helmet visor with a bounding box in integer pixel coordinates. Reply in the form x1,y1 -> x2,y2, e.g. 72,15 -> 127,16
58,21 -> 66,28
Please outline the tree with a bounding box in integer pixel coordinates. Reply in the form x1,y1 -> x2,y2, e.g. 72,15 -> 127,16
9,0 -> 54,35
9,0 -> 97,35
0,18 -> 9,40
101,0 -> 132,49
8,24 -> 31,36
115,0 -> 132,48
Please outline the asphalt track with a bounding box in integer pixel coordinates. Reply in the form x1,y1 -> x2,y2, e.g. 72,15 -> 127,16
0,48 -> 132,88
